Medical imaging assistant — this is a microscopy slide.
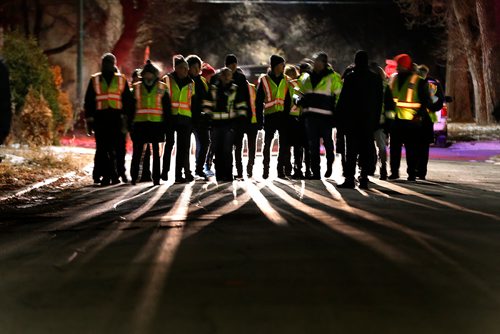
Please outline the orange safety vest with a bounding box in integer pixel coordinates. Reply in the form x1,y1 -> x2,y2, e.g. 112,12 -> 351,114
92,72 -> 127,110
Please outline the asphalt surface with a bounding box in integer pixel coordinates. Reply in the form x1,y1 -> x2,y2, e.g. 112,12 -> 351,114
0,156 -> 499,334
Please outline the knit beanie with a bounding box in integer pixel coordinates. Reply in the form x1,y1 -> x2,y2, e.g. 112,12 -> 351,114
313,52 -> 328,65
225,54 -> 238,66
270,54 -> 285,69
354,50 -> 368,68
394,54 -> 412,71
141,60 -> 159,77
173,54 -> 187,68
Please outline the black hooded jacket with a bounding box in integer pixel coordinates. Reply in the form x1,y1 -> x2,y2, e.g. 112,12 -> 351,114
336,65 -> 383,134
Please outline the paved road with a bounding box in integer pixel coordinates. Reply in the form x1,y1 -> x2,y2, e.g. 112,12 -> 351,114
0,158 -> 499,334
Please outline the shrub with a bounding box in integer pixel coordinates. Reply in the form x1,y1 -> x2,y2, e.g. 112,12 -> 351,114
14,88 -> 53,147
2,31 -> 61,143
52,65 -> 74,136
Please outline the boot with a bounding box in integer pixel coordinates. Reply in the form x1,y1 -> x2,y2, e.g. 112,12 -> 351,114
263,168 -> 269,179
247,164 -> 253,178
379,166 -> 387,180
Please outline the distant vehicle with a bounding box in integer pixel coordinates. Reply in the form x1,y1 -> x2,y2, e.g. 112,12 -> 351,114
433,96 -> 452,147
239,64 -> 269,85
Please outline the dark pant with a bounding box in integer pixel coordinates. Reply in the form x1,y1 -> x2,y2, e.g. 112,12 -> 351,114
344,132 -> 374,182
304,114 -> 334,177
263,113 -> 290,174
193,125 -> 210,175
390,120 -> 420,177
289,117 -> 310,175
336,128 -> 346,174
212,123 -> 235,180
94,126 -> 121,182
163,120 -> 193,178
116,133 -> 127,178
141,144 -> 152,180
234,124 -> 258,176
416,120 -> 434,178
131,141 -> 161,183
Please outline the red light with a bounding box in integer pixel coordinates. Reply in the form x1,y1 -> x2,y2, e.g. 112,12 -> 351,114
441,105 -> 447,117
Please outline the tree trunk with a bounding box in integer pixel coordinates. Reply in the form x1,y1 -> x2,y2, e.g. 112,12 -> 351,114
452,0 -> 489,124
476,0 -> 500,123
446,13 -> 473,122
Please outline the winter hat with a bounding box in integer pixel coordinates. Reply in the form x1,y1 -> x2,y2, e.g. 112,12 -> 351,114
141,60 -> 159,77
270,54 -> 285,69
101,52 -> 116,64
313,52 -> 328,65
354,50 -> 368,68
225,54 -> 238,66
394,54 -> 412,71
173,54 -> 187,68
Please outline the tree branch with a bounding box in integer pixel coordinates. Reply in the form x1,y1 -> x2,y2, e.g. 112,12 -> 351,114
43,35 -> 76,56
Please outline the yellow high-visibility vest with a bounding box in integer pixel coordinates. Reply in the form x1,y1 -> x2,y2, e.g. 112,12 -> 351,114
288,79 -> 301,117
391,73 -> 422,121
247,82 -> 257,124
92,72 -> 127,110
163,74 -> 195,118
259,74 -> 289,115
299,70 -> 342,116
132,81 -> 166,123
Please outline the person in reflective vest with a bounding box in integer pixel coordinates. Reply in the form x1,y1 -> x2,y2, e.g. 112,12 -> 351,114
202,67 -> 247,182
295,52 -> 342,180
388,54 -> 431,181
241,80 -> 260,178
416,64 -> 444,180
370,63 -> 395,180
225,55 -> 254,179
84,53 -> 133,186
187,55 -> 211,179
130,68 -> 153,182
161,55 -> 198,183
285,64 -> 306,179
256,54 -> 292,179
129,60 -> 170,185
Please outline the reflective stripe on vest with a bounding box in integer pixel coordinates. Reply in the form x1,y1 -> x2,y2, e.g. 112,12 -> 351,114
391,74 -> 422,120
300,71 -> 342,116
247,82 -> 257,124
208,84 -> 244,121
288,79 -> 301,117
260,75 -> 289,115
92,72 -> 126,110
164,75 -> 194,117
133,81 -> 166,122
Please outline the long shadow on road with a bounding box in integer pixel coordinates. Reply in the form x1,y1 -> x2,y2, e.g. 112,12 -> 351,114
0,177 -> 500,334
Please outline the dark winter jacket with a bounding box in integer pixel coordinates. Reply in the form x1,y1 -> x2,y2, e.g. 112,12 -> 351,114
190,74 -> 209,127
336,65 -> 383,134
84,70 -> 134,133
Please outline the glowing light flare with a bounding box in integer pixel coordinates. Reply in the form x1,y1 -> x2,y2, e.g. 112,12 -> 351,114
246,180 -> 288,226
131,184 -> 193,333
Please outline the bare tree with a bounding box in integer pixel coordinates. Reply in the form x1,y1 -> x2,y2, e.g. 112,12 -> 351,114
395,0 -> 500,124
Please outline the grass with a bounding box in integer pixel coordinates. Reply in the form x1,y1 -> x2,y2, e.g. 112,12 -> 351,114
0,147 -> 94,193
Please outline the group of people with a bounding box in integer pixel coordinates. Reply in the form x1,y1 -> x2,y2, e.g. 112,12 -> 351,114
84,49 -> 444,189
